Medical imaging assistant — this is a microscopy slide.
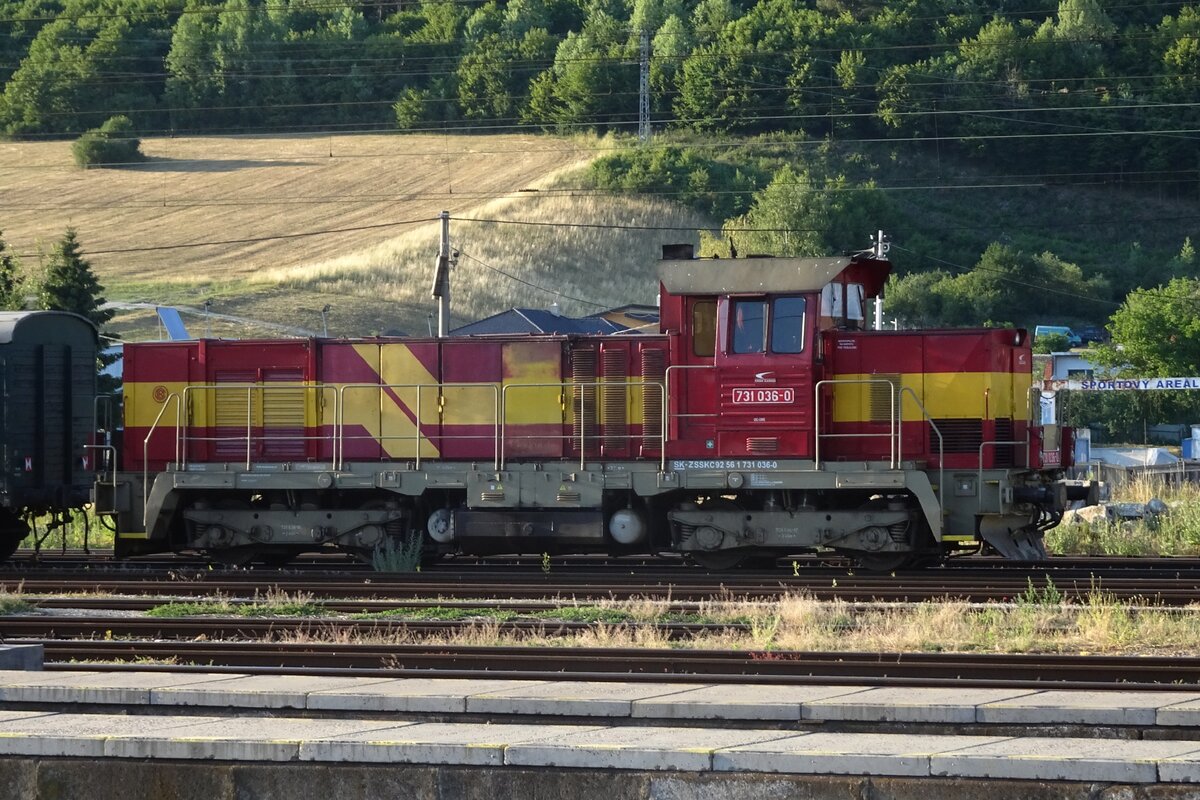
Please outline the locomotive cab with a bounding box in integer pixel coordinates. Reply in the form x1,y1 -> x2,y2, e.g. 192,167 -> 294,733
657,245 -> 889,460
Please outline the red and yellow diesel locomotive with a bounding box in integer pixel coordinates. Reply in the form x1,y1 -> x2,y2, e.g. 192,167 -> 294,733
98,245 -> 1093,568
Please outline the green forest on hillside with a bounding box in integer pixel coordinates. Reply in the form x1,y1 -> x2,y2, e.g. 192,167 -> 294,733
2,0 -> 1197,324
1,0 -> 1196,153
0,0 -> 1198,340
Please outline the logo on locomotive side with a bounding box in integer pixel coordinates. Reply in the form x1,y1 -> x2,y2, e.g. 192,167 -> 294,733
754,371 -> 777,383
152,385 -> 169,403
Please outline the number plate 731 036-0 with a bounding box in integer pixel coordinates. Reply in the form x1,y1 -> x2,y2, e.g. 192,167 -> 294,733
731,387 -> 795,404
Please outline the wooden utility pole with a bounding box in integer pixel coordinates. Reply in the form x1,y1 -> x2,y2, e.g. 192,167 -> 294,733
431,210 -> 451,337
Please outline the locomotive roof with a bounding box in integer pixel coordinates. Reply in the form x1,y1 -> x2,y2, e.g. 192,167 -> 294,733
657,255 -> 885,294
0,311 -> 98,345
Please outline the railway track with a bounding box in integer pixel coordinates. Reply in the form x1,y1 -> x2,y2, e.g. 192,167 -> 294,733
19,638 -> 1200,689
4,557 -> 1196,692
0,615 -> 739,641
2,569 -> 1199,604
9,551 -> 1200,574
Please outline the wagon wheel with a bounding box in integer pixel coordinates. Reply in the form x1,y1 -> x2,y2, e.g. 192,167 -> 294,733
0,510 -> 29,563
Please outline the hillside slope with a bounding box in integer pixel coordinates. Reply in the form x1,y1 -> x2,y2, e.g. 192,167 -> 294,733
0,133 -> 712,336
0,133 -> 591,278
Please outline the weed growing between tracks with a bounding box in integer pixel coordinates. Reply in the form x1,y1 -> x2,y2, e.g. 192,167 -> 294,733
0,583 -> 31,614
249,589 -> 1200,656
147,588 -> 324,618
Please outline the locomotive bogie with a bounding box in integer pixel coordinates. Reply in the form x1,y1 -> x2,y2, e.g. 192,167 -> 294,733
667,505 -> 917,554
109,455 -> 951,564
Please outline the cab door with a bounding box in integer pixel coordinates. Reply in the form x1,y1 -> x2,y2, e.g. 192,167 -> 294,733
714,294 -> 815,458
667,297 -> 719,457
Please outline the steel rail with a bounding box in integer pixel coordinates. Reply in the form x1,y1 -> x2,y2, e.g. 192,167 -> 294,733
20,639 -> 1200,689
11,552 -> 1200,574
2,572 -> 1200,604
0,616 -> 744,641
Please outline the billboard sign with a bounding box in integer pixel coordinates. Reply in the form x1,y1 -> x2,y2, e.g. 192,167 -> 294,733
1040,377 -> 1200,392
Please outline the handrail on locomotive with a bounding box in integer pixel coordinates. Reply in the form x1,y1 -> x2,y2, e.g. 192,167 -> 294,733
137,376 -> 963,479
143,378 -> 673,472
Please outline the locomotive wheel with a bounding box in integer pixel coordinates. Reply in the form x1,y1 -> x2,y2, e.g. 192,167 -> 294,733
680,497 -> 751,570
853,552 -> 911,573
688,549 -> 750,570
209,546 -> 257,568
254,550 -> 297,568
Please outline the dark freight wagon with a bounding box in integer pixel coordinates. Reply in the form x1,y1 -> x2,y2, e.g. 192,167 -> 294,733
0,311 -> 98,557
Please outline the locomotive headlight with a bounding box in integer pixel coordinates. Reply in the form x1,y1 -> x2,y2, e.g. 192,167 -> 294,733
727,472 -> 744,489
1013,330 -> 1026,346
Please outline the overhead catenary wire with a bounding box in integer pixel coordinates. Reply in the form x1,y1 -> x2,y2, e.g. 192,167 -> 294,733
6,87 -> 1197,133
44,216 -> 439,257
3,117 -> 1197,172
10,205 -> 1190,261
0,0 -> 1193,25
455,249 -> 608,309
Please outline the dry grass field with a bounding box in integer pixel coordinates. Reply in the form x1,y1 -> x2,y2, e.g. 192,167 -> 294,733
0,132 -> 710,337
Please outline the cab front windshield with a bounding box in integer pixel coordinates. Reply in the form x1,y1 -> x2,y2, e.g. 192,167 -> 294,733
731,296 -> 806,355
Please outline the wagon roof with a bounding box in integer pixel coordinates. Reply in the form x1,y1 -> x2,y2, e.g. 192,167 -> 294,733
0,311 -> 98,345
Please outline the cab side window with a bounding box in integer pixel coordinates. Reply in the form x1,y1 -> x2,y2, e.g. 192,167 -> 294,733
770,296 -> 806,353
732,299 -> 767,354
692,300 -> 716,357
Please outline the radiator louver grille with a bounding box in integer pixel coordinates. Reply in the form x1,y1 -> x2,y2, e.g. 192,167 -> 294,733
572,349 -> 597,453
640,348 -> 665,449
556,491 -> 581,503
262,368 -> 305,458
213,370 -> 256,458
932,419 -> 983,454
869,375 -> 900,423
747,437 -> 779,454
480,490 -> 505,502
601,349 -> 627,451
993,418 -> 1015,467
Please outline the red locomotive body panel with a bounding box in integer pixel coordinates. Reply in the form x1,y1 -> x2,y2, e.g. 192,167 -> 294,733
711,294 -> 816,458
124,341 -> 196,471
822,328 -> 1033,469
125,339 -> 315,471
562,336 -> 670,460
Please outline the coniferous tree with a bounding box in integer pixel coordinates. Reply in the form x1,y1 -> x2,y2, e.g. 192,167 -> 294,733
0,231 -> 24,310
38,228 -> 114,329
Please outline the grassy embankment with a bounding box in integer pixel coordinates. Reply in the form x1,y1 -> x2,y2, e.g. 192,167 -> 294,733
1046,476 -> 1200,556
0,132 -> 709,340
